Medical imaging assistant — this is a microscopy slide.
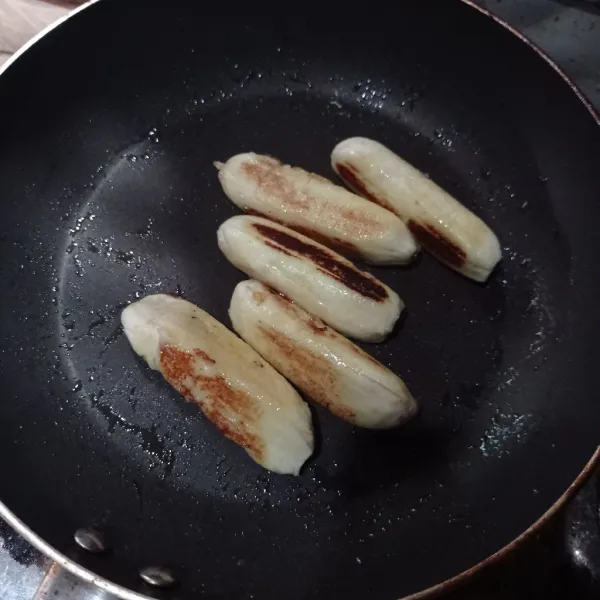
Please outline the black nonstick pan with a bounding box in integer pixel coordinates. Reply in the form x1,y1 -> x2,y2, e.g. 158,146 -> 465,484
1,2 -> 599,599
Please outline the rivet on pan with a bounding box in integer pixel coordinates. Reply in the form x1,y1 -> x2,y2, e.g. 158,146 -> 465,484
139,566 -> 178,588
73,528 -> 107,553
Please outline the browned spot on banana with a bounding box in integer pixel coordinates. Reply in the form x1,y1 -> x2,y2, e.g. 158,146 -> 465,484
160,344 -> 264,458
336,162 -> 397,215
407,219 -> 467,268
258,327 -> 355,424
253,222 -> 388,302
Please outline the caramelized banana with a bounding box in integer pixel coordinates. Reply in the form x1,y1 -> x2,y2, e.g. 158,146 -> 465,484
217,215 -> 403,342
122,294 -> 313,475
230,280 -> 417,428
215,153 -> 417,264
332,137 -> 501,282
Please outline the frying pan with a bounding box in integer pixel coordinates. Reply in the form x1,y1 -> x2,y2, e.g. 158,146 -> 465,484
0,1 -> 599,599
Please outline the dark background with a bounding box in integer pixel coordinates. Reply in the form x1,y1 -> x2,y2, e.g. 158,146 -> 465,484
453,1 -> 600,598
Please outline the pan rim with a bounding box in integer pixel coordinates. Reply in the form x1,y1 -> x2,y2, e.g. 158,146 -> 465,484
1,449 -> 598,600
0,2 -> 598,599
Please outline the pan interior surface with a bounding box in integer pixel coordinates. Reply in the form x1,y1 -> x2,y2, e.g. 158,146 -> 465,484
0,3 -> 599,599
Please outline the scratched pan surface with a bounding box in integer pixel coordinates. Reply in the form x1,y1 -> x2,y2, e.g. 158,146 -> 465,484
0,2 -> 599,599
